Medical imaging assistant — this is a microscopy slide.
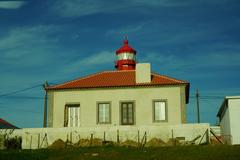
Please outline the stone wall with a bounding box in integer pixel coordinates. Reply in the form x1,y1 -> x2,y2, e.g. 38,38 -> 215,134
0,123 -> 210,149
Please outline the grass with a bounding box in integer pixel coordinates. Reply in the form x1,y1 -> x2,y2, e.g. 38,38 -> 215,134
0,145 -> 240,160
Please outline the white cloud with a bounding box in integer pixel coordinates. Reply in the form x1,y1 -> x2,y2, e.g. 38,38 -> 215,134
131,0 -> 232,7
131,0 -> 193,7
142,50 -> 240,73
0,25 -> 61,66
50,0 -> 232,17
0,25 -> 59,45
64,51 -> 114,72
105,24 -> 144,37
0,25 -> 74,96
0,1 -> 25,9
50,0 -> 114,17
51,0 -> 185,17
80,51 -> 114,66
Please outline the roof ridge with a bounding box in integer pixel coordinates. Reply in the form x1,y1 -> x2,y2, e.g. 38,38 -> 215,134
103,70 -> 135,73
151,72 -> 188,83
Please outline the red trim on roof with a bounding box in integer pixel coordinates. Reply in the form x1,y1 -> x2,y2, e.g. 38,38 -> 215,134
46,70 -> 188,90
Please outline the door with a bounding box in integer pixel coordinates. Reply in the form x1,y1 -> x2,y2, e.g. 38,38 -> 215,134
64,104 -> 80,127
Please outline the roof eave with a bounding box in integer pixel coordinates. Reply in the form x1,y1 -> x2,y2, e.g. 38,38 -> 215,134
45,83 -> 189,91
216,98 -> 227,118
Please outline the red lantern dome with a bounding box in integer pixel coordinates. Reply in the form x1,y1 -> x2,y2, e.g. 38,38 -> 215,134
115,39 -> 137,70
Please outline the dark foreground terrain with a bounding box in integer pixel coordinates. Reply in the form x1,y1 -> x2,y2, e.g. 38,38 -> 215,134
0,145 -> 240,160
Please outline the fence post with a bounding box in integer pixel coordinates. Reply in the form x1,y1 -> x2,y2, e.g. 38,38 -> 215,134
206,129 -> 210,144
103,131 -> 106,142
77,134 -> 80,146
117,130 -> 120,144
199,129 -> 208,145
144,131 -> 147,146
141,131 -> 147,148
90,133 -> 93,146
37,133 -> 40,149
70,132 -> 72,145
137,130 -> 140,144
30,135 -> 32,149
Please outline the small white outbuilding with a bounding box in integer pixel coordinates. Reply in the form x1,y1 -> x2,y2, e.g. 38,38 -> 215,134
217,96 -> 240,145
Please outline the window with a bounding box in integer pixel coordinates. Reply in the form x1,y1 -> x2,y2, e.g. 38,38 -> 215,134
64,104 -> 80,127
117,52 -> 135,60
97,103 -> 111,124
153,101 -> 167,122
121,102 -> 134,125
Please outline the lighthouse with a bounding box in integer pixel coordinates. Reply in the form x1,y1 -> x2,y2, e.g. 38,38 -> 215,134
115,39 -> 136,70
45,38 -> 190,131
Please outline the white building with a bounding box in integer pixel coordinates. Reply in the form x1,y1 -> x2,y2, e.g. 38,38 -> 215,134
217,96 -> 240,145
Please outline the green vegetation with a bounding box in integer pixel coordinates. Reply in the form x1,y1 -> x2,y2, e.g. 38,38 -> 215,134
0,145 -> 240,160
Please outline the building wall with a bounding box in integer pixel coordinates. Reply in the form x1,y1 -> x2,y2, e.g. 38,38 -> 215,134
220,106 -> 231,144
47,92 -> 54,127
228,99 -> 240,145
180,86 -> 186,123
47,85 -> 186,128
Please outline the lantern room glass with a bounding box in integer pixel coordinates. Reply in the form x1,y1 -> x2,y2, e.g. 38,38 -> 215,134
117,52 -> 135,60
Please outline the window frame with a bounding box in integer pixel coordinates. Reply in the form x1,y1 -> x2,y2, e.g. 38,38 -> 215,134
120,101 -> 135,125
152,100 -> 168,122
97,101 -> 111,124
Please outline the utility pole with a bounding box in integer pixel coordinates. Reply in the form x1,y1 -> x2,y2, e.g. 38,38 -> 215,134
196,89 -> 200,123
43,81 -> 48,128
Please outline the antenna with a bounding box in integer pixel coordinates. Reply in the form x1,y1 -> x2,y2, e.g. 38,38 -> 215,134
124,35 -> 128,44
125,35 -> 128,40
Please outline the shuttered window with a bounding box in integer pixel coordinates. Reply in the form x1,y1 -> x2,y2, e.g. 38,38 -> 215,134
153,101 -> 167,122
121,102 -> 134,125
97,103 -> 111,124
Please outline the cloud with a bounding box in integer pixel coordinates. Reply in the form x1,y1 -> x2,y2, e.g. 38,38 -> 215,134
50,0 -> 159,17
0,25 -> 61,66
131,0 -> 234,7
141,49 -> 240,75
50,0 -> 113,17
131,0 -> 193,7
0,1 -> 25,9
105,24 -> 144,37
64,51 -> 114,73
50,0 -> 234,17
0,25 -> 71,92
79,51 -> 114,66
50,0 -> 186,17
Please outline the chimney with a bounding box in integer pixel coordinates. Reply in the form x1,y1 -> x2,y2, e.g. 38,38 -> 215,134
136,63 -> 151,83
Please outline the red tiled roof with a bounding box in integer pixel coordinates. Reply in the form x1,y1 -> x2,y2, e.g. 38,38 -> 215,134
0,118 -> 19,129
46,70 -> 188,90
46,70 -> 190,103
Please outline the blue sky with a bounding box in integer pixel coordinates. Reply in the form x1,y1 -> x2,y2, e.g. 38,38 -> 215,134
0,0 -> 240,128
